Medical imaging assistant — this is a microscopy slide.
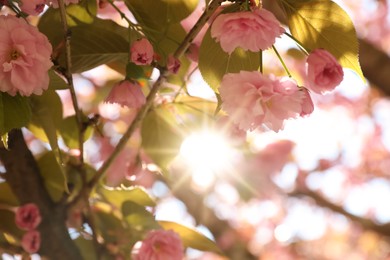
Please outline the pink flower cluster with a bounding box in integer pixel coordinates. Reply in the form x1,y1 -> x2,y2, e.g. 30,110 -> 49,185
136,229 -> 184,260
15,203 -> 42,254
17,0 -> 79,15
211,8 -> 284,54
0,15 -> 52,96
130,38 -> 154,66
219,71 -> 313,132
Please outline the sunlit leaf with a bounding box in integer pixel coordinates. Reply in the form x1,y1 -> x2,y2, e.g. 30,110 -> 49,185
122,201 -> 159,231
159,221 -> 222,254
279,0 -> 364,81
0,93 -> 31,135
0,210 -> 23,239
74,237 -> 98,260
199,28 -> 260,92
99,186 -> 156,209
66,0 -> 97,24
141,107 -> 184,171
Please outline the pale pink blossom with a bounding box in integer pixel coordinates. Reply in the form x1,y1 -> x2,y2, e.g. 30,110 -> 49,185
19,0 -> 46,16
300,88 -> 314,116
257,140 -> 295,175
211,9 -> 285,54
105,80 -> 146,109
219,71 -> 305,132
136,230 -> 184,260
0,15 -> 52,96
15,203 -> 42,231
306,49 -> 344,94
130,38 -> 154,65
167,54 -> 180,74
45,0 -> 79,8
21,230 -> 41,254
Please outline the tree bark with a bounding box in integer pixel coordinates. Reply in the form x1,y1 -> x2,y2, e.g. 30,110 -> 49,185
0,129 -> 82,260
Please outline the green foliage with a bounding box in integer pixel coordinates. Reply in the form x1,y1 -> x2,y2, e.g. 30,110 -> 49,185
58,115 -> 94,149
66,0 -> 97,25
0,210 -> 23,240
159,221 -> 222,254
279,0 -> 364,81
73,237 -> 98,260
199,29 -> 260,92
37,152 -> 68,202
49,70 -> 68,90
141,106 -> 184,171
39,11 -> 129,73
99,186 -> 156,209
0,93 -> 31,136
122,201 -> 159,231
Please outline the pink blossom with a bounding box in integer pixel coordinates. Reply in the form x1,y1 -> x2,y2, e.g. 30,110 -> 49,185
306,49 -> 344,94
136,230 -> 184,260
21,230 -> 41,254
130,38 -> 154,66
300,88 -> 314,116
105,80 -> 146,109
167,54 -> 181,74
45,0 -> 79,8
211,9 -> 285,54
219,71 -> 305,132
19,0 -> 46,16
15,203 -> 42,231
257,140 -> 295,175
0,15 -> 53,96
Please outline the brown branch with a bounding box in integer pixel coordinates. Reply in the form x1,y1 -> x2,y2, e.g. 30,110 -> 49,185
0,129 -> 82,259
290,188 -> 390,238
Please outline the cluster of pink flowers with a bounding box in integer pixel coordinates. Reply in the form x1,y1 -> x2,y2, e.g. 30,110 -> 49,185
16,0 -> 79,16
0,15 -> 52,96
210,6 -> 344,132
15,203 -> 42,254
219,71 -> 313,132
135,229 -> 184,260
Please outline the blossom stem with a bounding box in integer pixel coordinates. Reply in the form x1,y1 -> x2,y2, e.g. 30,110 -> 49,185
87,0 -> 225,188
272,45 -> 292,77
259,51 -> 263,73
284,32 -> 310,55
57,0 -> 84,165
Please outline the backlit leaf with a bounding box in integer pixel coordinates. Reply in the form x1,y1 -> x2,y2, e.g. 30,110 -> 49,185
159,221 -> 222,254
99,186 -> 156,209
279,0 -> 364,81
0,93 -> 31,135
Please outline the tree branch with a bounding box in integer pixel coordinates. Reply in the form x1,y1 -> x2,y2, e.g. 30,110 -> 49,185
0,129 -> 82,259
290,188 -> 390,238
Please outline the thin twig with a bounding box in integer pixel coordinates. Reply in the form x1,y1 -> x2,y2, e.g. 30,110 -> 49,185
57,0 -> 85,165
272,45 -> 292,77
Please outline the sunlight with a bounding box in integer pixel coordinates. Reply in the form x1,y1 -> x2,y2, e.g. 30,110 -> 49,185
179,131 -> 237,181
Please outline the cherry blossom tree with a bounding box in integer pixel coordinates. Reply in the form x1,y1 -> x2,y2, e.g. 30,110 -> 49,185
0,0 -> 390,259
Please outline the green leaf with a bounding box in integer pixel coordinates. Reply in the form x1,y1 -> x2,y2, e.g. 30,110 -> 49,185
29,90 -> 62,147
29,90 -> 67,188
39,14 -> 129,73
199,28 -> 260,92
74,237 -> 98,260
99,186 -> 156,209
0,210 -> 23,239
141,107 -> 184,170
66,0 -> 97,25
58,115 -> 93,149
0,182 -> 19,206
124,0 -> 198,29
122,201 -> 159,231
279,0 -> 364,81
158,221 -> 222,254
37,152 -> 67,202
0,93 -> 31,135
49,70 -> 68,90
